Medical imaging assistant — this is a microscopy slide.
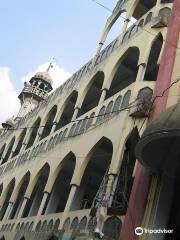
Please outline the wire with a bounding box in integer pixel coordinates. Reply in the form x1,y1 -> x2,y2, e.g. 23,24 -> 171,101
1,100 -> 138,132
138,77 -> 180,132
90,0 -> 180,51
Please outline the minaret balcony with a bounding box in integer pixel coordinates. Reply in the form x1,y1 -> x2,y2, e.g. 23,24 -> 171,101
20,84 -> 48,101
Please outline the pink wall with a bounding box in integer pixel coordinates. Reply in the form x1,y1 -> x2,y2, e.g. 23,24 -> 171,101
119,1 -> 180,239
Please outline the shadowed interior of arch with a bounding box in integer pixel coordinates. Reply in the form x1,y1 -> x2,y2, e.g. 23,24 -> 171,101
143,33 -> 163,81
26,117 -> 41,149
0,179 -> 15,220
55,91 -> 78,131
77,72 -> 104,117
106,47 -> 140,99
12,128 -> 27,157
70,137 -> 113,211
22,164 -> 50,218
40,106 -> 57,140
1,137 -> 15,165
9,172 -> 30,220
133,0 -> 156,19
43,152 -> 76,214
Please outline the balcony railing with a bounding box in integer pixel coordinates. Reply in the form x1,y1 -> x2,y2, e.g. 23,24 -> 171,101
0,83 -> 136,179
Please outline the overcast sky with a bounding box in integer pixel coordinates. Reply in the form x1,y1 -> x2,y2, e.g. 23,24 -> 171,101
0,0 -> 123,123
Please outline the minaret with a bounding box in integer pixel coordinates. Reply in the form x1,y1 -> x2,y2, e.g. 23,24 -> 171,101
16,70 -> 53,120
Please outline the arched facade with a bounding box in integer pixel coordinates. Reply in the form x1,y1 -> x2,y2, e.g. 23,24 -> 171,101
0,0 -> 174,239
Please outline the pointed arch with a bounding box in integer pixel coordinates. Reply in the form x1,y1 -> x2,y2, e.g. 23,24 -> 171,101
55,91 -> 78,131
44,152 -> 76,214
9,171 -> 30,219
12,128 -> 27,157
78,71 -> 104,117
0,178 -> 15,220
2,137 -> 15,164
144,33 -> 163,81
106,47 -> 140,99
26,117 -> 41,149
111,127 -> 140,214
22,163 -> 50,217
132,0 -> 156,20
41,105 -> 57,139
71,137 -> 113,210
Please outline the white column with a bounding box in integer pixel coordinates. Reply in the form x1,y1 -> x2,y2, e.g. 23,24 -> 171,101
51,122 -> 57,133
122,18 -> 130,34
34,127 -> 43,144
72,107 -> 80,121
136,63 -> 146,82
154,0 -> 161,16
99,88 -> 108,105
3,202 -> 13,220
37,191 -> 50,216
59,184 -> 78,229
17,197 -> 29,218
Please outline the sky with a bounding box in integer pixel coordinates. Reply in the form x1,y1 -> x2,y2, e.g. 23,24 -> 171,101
0,0 -> 124,124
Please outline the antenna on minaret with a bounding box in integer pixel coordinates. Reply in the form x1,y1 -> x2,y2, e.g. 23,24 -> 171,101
47,58 -> 55,72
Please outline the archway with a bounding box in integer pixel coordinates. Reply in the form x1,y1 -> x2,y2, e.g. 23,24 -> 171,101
44,153 -> 76,214
55,91 -> 78,131
41,106 -> 57,139
9,172 -> 30,219
22,164 -> 50,217
133,0 -> 156,20
106,47 -> 139,99
0,178 -> 15,220
144,34 -> 163,81
26,117 -> 41,149
71,137 -> 113,210
77,72 -> 104,117
110,128 -> 139,215
12,129 -> 27,157
2,137 -> 15,164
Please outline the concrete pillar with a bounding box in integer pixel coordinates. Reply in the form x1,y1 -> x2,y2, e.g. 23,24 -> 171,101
17,197 -> 29,218
50,122 -> 57,133
136,63 -> 146,82
72,107 -> 80,121
99,88 -> 108,105
122,18 -> 130,35
3,202 -> 13,220
34,127 -> 43,143
37,191 -> 50,216
106,173 -> 117,200
154,0 -> 161,16
21,141 -> 27,153
59,184 -> 78,229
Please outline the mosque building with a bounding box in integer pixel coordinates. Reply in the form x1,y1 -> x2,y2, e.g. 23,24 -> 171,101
0,0 -> 178,239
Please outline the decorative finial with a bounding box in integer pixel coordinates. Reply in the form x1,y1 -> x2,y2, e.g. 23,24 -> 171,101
47,58 -> 55,72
